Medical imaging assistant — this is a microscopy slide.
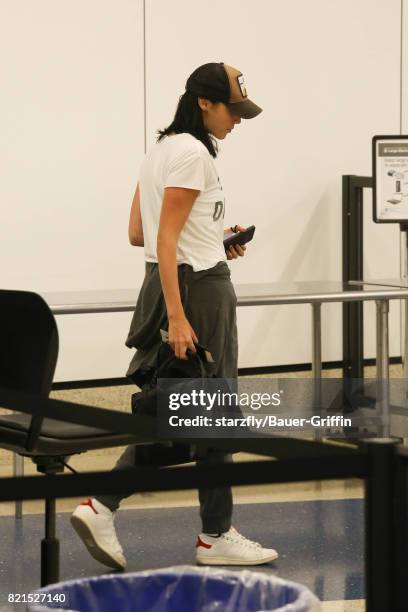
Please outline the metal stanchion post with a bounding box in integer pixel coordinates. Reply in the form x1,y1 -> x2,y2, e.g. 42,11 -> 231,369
392,447 -> 408,611
376,300 -> 390,437
400,227 -> 408,403
312,302 -> 322,440
364,438 -> 398,612
13,454 -> 23,518
312,302 -> 322,380
404,297 -> 408,382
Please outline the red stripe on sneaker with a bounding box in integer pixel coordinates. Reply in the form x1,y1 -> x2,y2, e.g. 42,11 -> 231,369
196,536 -> 212,549
80,499 -> 98,514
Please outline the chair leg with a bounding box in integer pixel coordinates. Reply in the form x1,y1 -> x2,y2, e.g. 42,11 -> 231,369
41,498 -> 59,586
13,454 -> 24,519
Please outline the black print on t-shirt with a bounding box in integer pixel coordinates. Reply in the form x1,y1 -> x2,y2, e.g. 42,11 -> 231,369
213,200 -> 225,221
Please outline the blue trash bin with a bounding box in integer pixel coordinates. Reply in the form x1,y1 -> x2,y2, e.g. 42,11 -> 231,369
27,566 -> 320,612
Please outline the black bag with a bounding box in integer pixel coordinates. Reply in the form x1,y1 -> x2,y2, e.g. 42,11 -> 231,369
131,342 -> 212,467
131,342 -> 211,417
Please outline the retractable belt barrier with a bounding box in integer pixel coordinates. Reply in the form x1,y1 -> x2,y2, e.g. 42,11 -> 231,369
1,386 -> 408,611
0,385 -> 367,503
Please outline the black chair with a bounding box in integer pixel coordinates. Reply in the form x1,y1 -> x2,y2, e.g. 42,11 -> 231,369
0,290 -> 146,586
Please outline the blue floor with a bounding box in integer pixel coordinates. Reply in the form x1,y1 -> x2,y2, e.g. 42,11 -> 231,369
0,499 -> 364,604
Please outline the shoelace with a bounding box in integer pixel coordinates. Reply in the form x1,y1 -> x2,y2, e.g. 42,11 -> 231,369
226,528 -> 262,549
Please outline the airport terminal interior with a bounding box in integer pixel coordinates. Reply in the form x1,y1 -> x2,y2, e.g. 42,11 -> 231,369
2,1 -> 408,610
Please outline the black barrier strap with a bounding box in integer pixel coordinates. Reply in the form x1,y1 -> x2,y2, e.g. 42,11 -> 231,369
0,455 -> 368,503
0,386 -> 363,458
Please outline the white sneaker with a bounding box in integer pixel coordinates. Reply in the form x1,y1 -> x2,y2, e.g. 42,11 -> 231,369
196,527 -> 278,566
70,498 -> 126,570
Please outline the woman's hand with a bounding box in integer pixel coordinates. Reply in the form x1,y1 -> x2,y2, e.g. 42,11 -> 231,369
168,315 -> 198,359
227,243 -> 246,259
225,224 -> 247,260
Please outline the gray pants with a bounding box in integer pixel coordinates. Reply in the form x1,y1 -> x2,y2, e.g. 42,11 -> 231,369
97,261 -> 238,533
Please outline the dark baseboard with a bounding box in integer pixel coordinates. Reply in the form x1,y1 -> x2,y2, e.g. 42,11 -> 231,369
239,356 -> 402,376
51,356 -> 403,390
52,377 -> 133,390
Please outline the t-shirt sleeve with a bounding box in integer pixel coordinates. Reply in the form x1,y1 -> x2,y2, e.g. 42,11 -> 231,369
164,148 -> 206,191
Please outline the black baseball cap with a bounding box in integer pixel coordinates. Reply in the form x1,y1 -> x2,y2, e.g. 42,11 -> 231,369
185,62 -> 262,119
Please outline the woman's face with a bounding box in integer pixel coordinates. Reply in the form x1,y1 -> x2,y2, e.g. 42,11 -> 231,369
198,98 -> 241,140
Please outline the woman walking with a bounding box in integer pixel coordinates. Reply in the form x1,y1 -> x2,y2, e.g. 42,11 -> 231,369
71,62 -> 278,570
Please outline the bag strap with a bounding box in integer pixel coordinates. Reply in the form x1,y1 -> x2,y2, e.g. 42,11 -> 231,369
151,345 -> 207,385
185,349 -> 207,378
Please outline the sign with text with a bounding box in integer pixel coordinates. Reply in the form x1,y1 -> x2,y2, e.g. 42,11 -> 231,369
373,135 -> 408,223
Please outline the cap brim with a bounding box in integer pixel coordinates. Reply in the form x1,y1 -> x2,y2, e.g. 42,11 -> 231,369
228,99 -> 262,119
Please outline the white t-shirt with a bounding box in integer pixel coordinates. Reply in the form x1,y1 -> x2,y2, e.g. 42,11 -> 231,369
139,133 -> 227,272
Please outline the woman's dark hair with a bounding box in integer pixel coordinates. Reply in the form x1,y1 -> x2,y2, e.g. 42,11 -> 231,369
157,91 -> 218,158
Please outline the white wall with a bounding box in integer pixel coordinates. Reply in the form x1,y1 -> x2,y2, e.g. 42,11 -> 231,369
403,0 -> 408,134
1,0 -> 405,380
146,0 -> 402,369
0,0 -> 145,380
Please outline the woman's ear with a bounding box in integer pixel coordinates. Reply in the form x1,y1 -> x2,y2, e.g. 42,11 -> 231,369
197,97 -> 211,112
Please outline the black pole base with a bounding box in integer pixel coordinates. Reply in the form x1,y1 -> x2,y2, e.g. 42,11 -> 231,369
41,537 -> 59,586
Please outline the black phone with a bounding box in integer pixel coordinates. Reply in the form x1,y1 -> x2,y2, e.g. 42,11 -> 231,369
223,225 -> 256,251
